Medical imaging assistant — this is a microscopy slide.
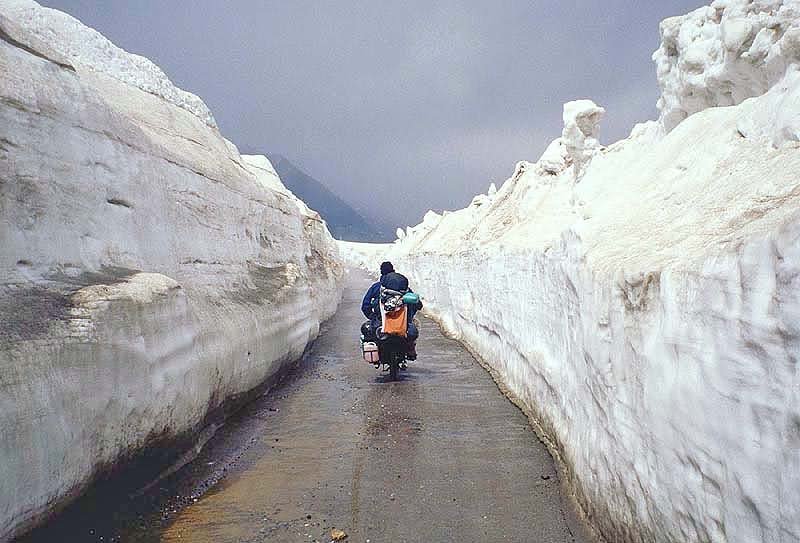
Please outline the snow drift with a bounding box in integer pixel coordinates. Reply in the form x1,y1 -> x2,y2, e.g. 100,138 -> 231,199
0,1 -> 343,540
344,2 -> 800,542
655,0 -> 800,135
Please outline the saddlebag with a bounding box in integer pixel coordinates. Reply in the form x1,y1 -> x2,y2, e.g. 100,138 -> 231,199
362,341 -> 380,363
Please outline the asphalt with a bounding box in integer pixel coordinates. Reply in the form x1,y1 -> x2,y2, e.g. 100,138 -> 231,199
18,270 -> 592,543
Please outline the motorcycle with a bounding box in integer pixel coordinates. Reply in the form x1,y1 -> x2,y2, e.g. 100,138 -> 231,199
379,334 -> 409,381
361,323 -> 409,381
360,290 -> 420,381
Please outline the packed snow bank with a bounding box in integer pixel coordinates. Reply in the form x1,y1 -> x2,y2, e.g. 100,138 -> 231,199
655,0 -> 800,133
380,3 -> 800,543
0,2 -> 343,540
337,241 -> 392,275
0,0 -> 217,127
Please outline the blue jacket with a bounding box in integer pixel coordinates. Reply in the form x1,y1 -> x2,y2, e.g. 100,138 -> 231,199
361,281 -> 382,321
361,280 -> 422,323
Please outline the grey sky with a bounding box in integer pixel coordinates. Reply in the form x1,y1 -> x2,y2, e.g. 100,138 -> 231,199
41,0 -> 704,229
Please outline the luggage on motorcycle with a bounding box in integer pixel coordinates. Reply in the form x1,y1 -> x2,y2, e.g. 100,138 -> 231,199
402,292 -> 420,305
361,321 -> 377,341
380,271 -> 409,292
380,288 -> 406,312
382,305 -> 408,337
362,341 -> 380,363
379,286 -> 409,338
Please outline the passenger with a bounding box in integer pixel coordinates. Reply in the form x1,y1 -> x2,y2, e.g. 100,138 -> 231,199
360,261 -> 422,360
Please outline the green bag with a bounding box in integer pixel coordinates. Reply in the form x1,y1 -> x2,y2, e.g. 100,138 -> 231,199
402,292 -> 420,305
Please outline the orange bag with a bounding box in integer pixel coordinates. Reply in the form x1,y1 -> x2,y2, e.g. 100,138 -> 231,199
382,306 -> 408,337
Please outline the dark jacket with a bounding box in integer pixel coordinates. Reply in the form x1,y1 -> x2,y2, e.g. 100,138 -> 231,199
361,281 -> 382,321
361,274 -> 423,323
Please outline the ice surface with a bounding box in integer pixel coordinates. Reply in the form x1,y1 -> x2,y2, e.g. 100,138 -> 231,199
0,3 -> 343,539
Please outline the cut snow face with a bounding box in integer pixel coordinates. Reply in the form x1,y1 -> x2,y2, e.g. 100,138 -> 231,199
0,2 -> 344,541
241,154 -> 321,218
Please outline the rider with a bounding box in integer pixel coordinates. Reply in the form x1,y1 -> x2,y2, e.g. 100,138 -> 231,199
361,261 -> 422,359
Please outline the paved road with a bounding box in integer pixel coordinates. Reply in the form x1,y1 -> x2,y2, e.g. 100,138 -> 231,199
19,270 -> 591,543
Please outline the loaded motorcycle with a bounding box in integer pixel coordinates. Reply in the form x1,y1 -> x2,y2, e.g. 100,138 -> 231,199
362,332 -> 407,381
361,291 -> 420,381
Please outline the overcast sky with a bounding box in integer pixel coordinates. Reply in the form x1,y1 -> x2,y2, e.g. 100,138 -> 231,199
42,0 -> 703,229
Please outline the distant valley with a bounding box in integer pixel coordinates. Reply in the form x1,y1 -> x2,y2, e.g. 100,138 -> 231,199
267,154 -> 392,242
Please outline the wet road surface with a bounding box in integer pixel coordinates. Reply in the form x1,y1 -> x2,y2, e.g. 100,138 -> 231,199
19,270 -> 591,543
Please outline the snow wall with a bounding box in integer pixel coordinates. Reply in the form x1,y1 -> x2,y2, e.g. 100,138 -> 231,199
344,2 -> 800,542
0,1 -> 344,540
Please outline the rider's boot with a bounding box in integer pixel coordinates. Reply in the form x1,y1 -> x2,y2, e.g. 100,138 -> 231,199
406,341 -> 418,361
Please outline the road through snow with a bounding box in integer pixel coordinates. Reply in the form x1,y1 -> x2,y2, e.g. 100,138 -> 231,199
18,270 -> 591,543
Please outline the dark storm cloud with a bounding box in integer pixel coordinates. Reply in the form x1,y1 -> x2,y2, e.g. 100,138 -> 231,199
40,0 -> 705,228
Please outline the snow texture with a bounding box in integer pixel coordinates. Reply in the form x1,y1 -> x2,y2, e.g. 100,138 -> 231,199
0,3 -> 343,540
536,138 -> 569,175
242,154 -> 322,218
343,2 -> 800,542
655,0 -> 800,135
338,241 -> 392,275
0,0 -> 217,127
562,100 -> 605,179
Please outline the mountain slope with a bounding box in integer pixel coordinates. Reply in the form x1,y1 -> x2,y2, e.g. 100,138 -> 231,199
267,154 -> 385,241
